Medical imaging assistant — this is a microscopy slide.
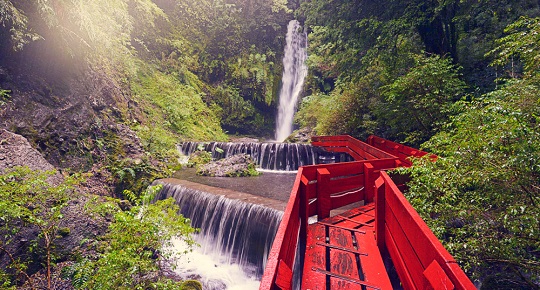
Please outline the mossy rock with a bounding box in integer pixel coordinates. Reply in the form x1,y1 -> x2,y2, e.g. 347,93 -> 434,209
181,280 -> 203,290
196,154 -> 261,177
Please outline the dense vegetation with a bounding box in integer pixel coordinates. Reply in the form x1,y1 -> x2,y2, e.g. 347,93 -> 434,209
1,0 -> 539,288
295,0 -> 540,287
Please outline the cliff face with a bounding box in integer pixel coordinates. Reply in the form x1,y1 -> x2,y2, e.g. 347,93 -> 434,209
0,64 -> 130,172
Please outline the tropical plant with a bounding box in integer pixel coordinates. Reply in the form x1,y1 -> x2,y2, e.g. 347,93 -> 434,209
379,54 -> 467,146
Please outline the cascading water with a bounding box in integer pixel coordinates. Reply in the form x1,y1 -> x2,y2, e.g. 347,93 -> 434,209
275,20 -> 308,142
179,141 -> 353,171
156,182 -> 283,289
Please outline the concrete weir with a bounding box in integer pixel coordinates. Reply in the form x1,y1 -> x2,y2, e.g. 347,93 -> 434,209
156,178 -> 287,212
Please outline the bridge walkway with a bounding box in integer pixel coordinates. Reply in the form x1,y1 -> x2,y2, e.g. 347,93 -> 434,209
303,203 -> 392,290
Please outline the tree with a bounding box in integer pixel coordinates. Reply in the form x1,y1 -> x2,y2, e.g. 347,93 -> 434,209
0,0 -> 41,50
488,16 -> 540,78
0,167 -> 77,289
380,54 -> 467,146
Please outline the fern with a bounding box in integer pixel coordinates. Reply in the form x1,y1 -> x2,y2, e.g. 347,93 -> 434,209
123,189 -> 139,205
63,260 -> 92,289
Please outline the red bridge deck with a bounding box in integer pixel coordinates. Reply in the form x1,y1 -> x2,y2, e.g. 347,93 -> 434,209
260,135 -> 475,290
303,204 -> 392,290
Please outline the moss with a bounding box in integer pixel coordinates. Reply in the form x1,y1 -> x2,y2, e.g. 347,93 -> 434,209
130,68 -> 227,142
181,280 -> 203,290
58,227 -> 71,237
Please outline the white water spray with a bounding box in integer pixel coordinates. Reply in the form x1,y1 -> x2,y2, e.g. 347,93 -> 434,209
275,20 -> 308,142
157,184 -> 283,289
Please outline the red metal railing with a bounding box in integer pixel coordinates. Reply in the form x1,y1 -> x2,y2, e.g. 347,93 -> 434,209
260,136 -> 474,290
313,135 -> 397,161
260,160 -> 397,289
367,135 -> 437,166
375,172 -> 475,289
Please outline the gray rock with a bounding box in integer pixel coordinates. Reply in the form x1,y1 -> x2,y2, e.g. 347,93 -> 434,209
0,129 -> 63,184
284,126 -> 316,143
196,154 -> 260,177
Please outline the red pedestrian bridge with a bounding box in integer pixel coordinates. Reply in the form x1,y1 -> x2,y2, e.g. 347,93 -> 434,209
260,135 -> 475,290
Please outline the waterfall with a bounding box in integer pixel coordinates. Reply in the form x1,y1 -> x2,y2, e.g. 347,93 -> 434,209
156,182 -> 283,289
275,20 -> 308,142
179,141 -> 353,171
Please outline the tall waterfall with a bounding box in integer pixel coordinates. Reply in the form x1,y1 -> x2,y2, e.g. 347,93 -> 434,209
275,20 -> 308,142
156,182 -> 283,289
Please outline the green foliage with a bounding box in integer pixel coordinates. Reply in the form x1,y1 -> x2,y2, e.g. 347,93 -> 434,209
68,187 -> 197,290
297,77 -> 381,139
0,0 -> 41,50
228,50 -> 276,106
131,68 -> 227,142
240,162 -> 261,177
401,81 -> 540,286
298,0 -> 540,143
0,167 -> 79,288
398,18 -> 540,285
84,196 -> 121,219
379,54 -> 467,146
34,0 -> 165,72
488,17 -> 540,77
0,89 -> 10,106
208,84 -> 270,135
187,151 -> 212,168
108,156 -> 166,199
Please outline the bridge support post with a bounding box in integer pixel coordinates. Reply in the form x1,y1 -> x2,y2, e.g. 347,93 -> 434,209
375,177 -> 386,251
364,162 -> 375,203
299,176 -> 310,240
316,168 -> 331,220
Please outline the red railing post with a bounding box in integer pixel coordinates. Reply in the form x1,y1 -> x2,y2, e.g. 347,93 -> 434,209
364,162 -> 375,203
317,168 -> 331,220
299,175 -> 310,240
375,176 -> 385,251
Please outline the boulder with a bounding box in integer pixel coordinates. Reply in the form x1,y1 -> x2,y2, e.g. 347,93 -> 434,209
0,129 -> 63,184
196,154 -> 260,177
284,126 -> 316,144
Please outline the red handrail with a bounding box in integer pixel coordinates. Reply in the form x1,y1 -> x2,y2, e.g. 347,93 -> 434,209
375,172 -> 475,289
313,135 -> 396,161
367,135 -> 437,166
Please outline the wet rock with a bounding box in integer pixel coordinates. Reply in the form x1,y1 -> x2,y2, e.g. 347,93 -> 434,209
284,126 -> 316,143
229,136 -> 260,143
118,199 -> 132,211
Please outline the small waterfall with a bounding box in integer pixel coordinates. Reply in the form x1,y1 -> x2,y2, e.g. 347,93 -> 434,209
275,20 -> 308,142
156,182 -> 283,288
179,141 -> 353,171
